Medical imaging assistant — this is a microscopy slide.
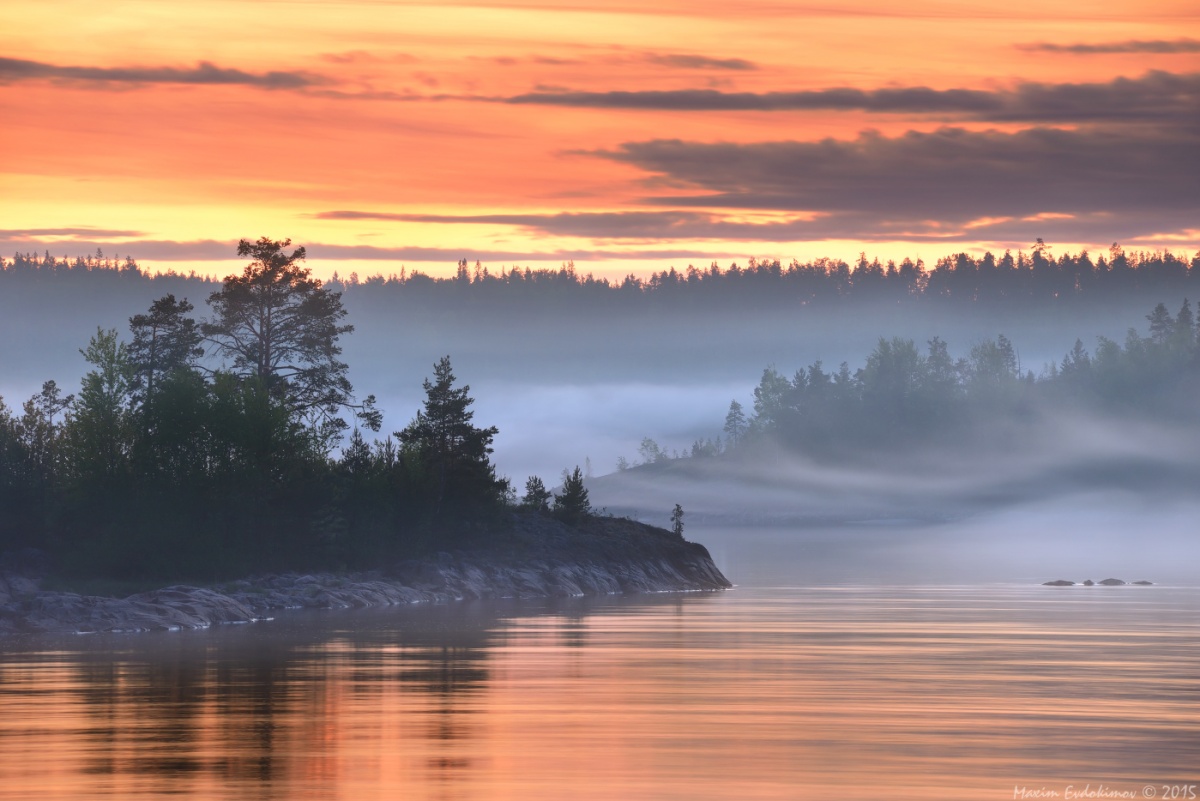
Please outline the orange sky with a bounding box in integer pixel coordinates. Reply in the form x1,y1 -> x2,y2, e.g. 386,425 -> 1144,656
2,0 -> 1198,280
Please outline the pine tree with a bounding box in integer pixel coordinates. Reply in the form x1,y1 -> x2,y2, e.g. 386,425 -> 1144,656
553,466 -> 591,523
203,237 -> 379,442
670,503 -> 684,539
1146,302 -> 1174,345
723,400 -> 747,446
522,475 -> 552,511
128,294 -> 203,416
398,356 -> 504,520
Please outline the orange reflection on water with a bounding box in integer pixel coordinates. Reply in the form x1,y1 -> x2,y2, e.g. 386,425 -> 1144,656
0,586 -> 1198,801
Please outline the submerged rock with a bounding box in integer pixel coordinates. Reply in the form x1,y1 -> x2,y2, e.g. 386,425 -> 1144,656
0,514 -> 731,635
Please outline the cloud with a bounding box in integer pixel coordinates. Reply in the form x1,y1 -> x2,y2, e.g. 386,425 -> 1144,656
0,57 -> 326,89
596,125 -> 1199,218
643,53 -> 758,70
1019,39 -> 1200,54
0,227 -> 144,239
497,71 -> 1200,123
319,50 -> 418,65
317,209 -> 833,241
304,243 -> 730,262
574,125 -> 1200,244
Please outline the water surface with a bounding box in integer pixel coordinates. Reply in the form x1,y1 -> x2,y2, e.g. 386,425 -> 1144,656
1,526 -> 1197,801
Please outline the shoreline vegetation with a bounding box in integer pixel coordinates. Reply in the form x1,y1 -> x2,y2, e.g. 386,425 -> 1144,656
2,237 -> 1196,616
0,239 -> 726,611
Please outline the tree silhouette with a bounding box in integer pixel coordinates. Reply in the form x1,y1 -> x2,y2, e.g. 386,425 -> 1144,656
522,475 -> 552,511
723,400 -> 747,446
553,466 -> 591,523
128,294 -> 203,423
203,237 -> 379,441
398,356 -> 503,520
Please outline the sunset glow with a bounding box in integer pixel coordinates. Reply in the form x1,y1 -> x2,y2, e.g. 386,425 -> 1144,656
3,0 -> 1198,279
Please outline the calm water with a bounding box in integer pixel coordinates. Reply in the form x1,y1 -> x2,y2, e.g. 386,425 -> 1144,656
1,525 -> 1198,801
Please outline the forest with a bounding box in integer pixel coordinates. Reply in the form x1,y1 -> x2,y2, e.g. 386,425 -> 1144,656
0,239 -> 592,582
629,298 -> 1200,464
4,240 -> 1200,311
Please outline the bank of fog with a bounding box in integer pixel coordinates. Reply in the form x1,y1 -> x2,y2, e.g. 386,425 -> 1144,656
584,411 -> 1200,586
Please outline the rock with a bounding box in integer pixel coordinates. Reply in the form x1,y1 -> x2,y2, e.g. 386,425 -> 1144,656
1082,579 -> 1094,586
1043,580 -> 1075,586
1098,578 -> 1126,586
1132,580 -> 1154,585
0,513 -> 730,636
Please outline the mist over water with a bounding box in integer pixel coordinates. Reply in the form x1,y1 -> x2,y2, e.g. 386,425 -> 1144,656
2,280 -> 1186,483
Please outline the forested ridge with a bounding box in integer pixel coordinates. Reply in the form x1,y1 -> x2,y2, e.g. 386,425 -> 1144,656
4,241 -> 1200,311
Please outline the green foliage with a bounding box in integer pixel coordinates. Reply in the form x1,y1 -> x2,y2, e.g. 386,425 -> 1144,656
723,300 -> 1200,458
553,466 -> 591,523
203,237 -> 379,449
0,240 -> 517,580
396,356 -> 507,533
68,328 -> 134,479
522,475 -> 553,511
128,294 -> 203,417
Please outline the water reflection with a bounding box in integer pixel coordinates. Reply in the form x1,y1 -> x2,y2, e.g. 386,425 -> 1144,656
1,577 -> 1198,799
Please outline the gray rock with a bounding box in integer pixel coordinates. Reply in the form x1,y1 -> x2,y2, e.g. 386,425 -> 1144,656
1098,578 -> 1126,586
1043,580 -> 1075,586
0,514 -> 730,636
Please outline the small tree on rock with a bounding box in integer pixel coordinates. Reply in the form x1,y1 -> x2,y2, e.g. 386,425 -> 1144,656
670,503 -> 684,539
398,356 -> 504,522
522,475 -> 552,511
553,466 -> 591,523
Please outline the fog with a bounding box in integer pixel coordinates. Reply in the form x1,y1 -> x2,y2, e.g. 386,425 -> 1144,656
6,280 -> 1182,483
3,271 -> 1197,586
694,494 -> 1200,587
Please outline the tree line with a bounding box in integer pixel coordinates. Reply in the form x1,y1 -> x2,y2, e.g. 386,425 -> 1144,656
693,299 -> 1200,459
6,242 -> 1200,312
0,239 -> 592,582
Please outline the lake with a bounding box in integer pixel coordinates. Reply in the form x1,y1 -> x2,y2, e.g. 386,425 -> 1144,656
1,524 -> 1198,801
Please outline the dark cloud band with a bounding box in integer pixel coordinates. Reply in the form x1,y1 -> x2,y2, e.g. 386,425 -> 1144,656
597,126 -> 1199,219
498,71 -> 1200,123
1019,39 -> 1200,54
0,57 -> 324,89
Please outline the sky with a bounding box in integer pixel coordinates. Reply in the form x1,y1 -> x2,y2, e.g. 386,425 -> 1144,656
2,0 -> 1198,281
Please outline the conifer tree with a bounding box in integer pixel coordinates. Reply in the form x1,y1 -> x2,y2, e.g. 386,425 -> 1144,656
553,466 -> 591,523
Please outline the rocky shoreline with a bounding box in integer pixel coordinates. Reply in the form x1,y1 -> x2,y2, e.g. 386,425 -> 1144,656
0,514 -> 731,636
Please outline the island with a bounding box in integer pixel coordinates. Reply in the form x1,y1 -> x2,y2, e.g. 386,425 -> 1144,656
0,241 -> 730,636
